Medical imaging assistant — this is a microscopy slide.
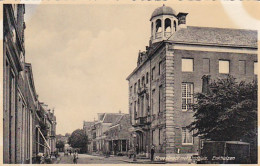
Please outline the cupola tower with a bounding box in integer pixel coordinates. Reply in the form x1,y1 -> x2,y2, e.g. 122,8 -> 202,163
150,5 -> 188,44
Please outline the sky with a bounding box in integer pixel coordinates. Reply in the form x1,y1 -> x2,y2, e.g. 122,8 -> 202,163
23,1 -> 260,135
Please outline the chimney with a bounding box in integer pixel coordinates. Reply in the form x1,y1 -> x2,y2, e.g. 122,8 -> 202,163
202,75 -> 211,94
177,12 -> 188,29
119,110 -> 122,114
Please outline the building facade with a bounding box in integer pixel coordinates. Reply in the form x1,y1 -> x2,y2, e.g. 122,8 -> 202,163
3,4 -> 57,164
104,114 -> 132,155
84,112 -> 127,154
126,5 -> 257,162
83,121 -> 95,153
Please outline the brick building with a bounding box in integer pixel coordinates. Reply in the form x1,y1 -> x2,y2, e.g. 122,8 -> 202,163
84,112 -> 126,154
104,114 -> 132,155
126,5 -> 257,162
3,4 -> 57,164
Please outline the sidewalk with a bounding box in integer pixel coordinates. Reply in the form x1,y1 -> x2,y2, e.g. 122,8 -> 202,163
101,155 -> 166,164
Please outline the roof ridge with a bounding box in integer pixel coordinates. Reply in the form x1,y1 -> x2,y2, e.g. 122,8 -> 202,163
187,26 -> 257,32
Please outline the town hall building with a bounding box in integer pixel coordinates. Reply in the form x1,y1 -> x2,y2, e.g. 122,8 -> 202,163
126,5 -> 257,162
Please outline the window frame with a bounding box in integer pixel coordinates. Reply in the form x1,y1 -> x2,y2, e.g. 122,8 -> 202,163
219,60 -> 230,74
181,127 -> 194,145
152,67 -> 155,80
182,58 -> 194,72
159,61 -> 162,75
146,72 -> 149,84
181,83 -> 194,112
254,61 -> 258,75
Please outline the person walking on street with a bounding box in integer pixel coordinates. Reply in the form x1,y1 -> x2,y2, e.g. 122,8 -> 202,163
73,152 -> 78,164
151,145 -> 155,161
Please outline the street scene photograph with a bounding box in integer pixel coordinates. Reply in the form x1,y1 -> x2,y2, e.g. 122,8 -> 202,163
2,0 -> 258,164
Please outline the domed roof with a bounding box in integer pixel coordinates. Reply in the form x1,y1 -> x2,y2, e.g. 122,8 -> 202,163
150,5 -> 177,20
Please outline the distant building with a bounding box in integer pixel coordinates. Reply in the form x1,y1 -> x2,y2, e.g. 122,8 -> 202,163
84,112 -> 126,154
38,103 -> 57,156
83,121 -> 95,153
126,5 -> 257,162
56,134 -> 69,144
104,114 -> 132,155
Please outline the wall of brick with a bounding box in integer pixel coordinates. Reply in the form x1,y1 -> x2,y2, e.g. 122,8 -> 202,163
170,46 -> 257,154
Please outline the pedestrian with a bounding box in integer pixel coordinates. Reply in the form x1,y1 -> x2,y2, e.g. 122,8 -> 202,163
73,152 -> 77,164
40,153 -> 45,164
75,150 -> 78,159
55,151 -> 58,159
151,145 -> 155,161
69,150 -> 72,156
136,144 -> 139,154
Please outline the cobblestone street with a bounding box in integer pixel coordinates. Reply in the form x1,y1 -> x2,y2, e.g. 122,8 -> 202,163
55,153 -> 130,164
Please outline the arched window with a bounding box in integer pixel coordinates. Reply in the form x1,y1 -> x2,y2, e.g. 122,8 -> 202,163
156,19 -> 162,32
174,20 -> 177,31
151,22 -> 154,36
165,18 -> 171,32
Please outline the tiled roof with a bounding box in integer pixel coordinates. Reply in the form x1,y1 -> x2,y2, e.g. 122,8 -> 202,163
111,114 -> 130,126
170,26 -> 257,48
102,113 -> 124,123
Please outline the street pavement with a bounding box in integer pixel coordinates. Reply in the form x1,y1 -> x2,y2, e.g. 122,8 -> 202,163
55,153 -> 130,164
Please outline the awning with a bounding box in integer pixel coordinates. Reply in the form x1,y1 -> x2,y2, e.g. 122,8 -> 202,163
36,126 -> 51,150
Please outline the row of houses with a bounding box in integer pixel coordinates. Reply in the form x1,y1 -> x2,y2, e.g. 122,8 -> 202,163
83,112 -> 133,155
3,4 -> 57,164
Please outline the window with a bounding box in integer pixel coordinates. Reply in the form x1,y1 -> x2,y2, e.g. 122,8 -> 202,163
156,19 -> 162,32
130,103 -> 133,123
203,58 -> 210,73
152,130 -> 155,145
164,18 -> 172,32
152,89 -> 155,115
146,72 -> 149,83
134,101 -> 137,119
159,129 -> 161,145
159,128 -> 163,145
134,83 -> 137,94
159,85 -> 163,113
182,128 -> 193,145
152,67 -> 155,80
130,86 -> 132,96
174,21 -> 177,31
182,58 -> 193,72
238,60 -> 246,74
142,76 -> 145,87
138,79 -> 140,89
151,22 -> 154,36
219,60 -> 230,74
159,61 -> 162,75
254,62 -> 258,75
182,83 -> 193,111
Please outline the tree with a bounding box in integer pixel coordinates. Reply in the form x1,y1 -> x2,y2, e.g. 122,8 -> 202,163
188,75 -> 257,162
65,133 -> 71,137
68,129 -> 88,153
56,140 -> 65,152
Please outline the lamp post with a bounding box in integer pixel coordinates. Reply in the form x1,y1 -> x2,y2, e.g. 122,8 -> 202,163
132,133 -> 137,162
